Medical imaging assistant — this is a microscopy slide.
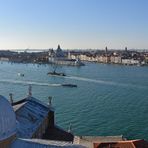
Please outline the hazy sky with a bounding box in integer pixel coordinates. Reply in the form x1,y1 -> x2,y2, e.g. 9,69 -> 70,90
0,0 -> 148,49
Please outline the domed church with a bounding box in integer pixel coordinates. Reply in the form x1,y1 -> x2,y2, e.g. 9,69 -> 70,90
0,94 -> 85,148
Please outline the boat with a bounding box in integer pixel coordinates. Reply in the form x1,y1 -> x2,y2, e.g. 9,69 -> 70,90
47,71 -> 66,76
18,73 -> 24,77
48,62 -> 66,76
61,84 -> 77,87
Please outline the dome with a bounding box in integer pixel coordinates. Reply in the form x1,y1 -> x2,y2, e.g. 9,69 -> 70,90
0,95 -> 16,141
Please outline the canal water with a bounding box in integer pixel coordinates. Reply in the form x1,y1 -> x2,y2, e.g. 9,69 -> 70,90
0,62 -> 148,140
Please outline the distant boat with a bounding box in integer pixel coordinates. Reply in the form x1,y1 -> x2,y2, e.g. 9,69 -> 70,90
61,84 -> 77,87
47,71 -> 66,76
18,73 -> 24,77
48,63 -> 66,76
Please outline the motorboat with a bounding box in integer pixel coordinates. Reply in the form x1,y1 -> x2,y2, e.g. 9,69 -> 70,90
61,84 -> 77,87
47,71 -> 66,76
18,73 -> 24,77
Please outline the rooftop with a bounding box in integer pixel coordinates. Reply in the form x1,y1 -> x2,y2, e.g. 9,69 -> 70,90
14,96 -> 51,138
11,138 -> 86,148
94,139 -> 148,148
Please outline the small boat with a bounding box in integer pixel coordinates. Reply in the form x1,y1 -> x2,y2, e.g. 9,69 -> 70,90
47,71 -> 66,76
18,73 -> 24,77
61,84 -> 77,87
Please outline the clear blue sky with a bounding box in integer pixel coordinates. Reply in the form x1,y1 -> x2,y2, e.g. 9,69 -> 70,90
0,0 -> 148,49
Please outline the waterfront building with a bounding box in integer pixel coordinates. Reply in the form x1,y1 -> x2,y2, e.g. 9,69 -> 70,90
144,55 -> 148,64
78,54 -> 87,61
63,49 -> 148,66
122,59 -> 140,65
0,57 -> 9,61
48,45 -> 84,66
78,54 -> 97,62
97,55 -> 110,63
110,56 -> 122,64
69,54 -> 78,60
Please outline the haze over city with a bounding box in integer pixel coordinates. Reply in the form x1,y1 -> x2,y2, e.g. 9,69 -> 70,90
0,0 -> 148,49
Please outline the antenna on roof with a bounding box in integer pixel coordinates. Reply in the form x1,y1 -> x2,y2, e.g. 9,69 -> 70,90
9,93 -> 13,105
68,123 -> 72,133
28,85 -> 32,97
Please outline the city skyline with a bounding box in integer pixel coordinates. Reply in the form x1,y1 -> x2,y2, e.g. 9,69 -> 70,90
0,0 -> 148,49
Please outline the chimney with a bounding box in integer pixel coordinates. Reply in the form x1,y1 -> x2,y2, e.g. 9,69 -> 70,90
48,96 -> 52,106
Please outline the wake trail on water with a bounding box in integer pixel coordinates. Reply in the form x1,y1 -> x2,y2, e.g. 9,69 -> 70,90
0,76 -> 147,89
0,79 -> 61,87
64,75 -> 147,89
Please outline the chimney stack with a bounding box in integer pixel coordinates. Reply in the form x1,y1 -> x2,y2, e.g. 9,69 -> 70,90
48,96 -> 52,106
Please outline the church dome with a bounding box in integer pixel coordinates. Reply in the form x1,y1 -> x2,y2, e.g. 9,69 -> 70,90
0,95 -> 16,141
56,44 -> 65,57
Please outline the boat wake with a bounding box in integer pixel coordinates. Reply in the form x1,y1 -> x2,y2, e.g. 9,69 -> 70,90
0,79 -> 61,87
0,76 -> 147,89
63,75 -> 147,89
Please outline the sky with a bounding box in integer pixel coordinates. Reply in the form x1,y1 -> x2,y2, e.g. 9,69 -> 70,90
0,0 -> 148,49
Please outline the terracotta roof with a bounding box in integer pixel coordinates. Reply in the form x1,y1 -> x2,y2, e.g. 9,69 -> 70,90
93,139 -> 148,148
